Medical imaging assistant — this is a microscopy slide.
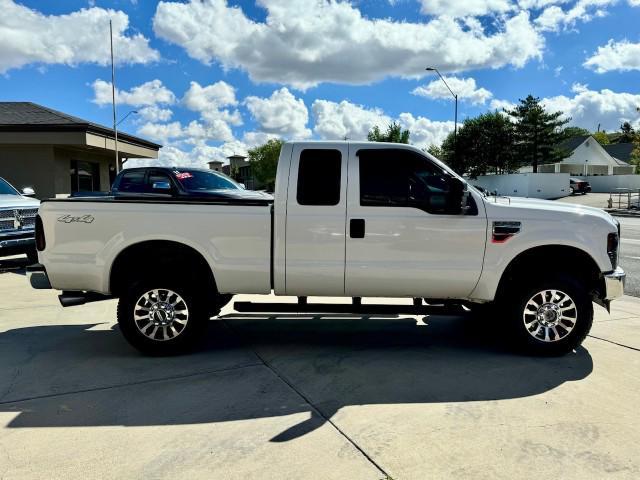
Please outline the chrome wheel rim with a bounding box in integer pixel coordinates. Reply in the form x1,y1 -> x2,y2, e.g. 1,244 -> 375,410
523,289 -> 577,343
133,289 -> 189,342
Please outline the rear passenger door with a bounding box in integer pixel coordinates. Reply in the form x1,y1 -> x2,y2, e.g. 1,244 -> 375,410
285,144 -> 348,296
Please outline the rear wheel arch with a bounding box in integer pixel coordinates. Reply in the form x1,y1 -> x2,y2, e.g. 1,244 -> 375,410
109,240 -> 218,297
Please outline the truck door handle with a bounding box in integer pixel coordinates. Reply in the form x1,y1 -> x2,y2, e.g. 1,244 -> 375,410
350,219 -> 365,238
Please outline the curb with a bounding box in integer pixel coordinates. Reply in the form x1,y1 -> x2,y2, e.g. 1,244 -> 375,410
605,209 -> 640,218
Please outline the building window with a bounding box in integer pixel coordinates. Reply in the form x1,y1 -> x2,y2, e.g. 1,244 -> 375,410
70,160 -> 101,193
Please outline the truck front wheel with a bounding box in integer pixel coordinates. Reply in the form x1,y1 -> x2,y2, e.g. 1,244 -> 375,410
504,274 -> 593,356
117,280 -> 208,355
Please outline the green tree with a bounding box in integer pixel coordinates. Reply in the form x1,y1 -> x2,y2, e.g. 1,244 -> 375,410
426,144 -> 443,158
367,122 -> 410,143
592,130 -> 610,145
560,126 -> 590,139
619,121 -> 636,143
439,111 -> 517,178
505,95 -> 571,173
631,133 -> 640,174
247,138 -> 284,190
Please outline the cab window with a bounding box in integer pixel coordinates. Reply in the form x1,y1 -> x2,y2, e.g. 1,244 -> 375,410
116,170 -> 146,193
297,149 -> 342,206
358,149 -> 460,214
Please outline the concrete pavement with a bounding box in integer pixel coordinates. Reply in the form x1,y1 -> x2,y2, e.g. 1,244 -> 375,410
1,257 -> 639,479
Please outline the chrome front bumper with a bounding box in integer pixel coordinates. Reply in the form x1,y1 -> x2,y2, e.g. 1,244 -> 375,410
604,267 -> 625,301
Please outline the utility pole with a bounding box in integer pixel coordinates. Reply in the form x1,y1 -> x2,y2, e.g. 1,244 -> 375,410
110,20 -> 119,173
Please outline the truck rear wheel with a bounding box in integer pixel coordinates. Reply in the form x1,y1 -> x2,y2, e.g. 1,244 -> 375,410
504,274 -> 593,356
117,280 -> 208,355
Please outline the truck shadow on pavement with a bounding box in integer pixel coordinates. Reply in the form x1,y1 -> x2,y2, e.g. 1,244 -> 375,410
0,314 -> 593,442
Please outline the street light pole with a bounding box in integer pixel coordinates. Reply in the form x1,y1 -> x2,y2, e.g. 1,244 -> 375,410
116,110 -> 138,126
426,67 -> 458,162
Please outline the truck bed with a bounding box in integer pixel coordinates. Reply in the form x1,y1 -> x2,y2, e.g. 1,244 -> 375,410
38,197 -> 273,295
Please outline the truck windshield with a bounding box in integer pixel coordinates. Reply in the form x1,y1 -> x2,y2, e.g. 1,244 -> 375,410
0,178 -> 19,195
174,170 -> 241,192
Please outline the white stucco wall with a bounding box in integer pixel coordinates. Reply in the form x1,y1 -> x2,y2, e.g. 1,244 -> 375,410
467,173 -> 570,199
582,175 -> 640,192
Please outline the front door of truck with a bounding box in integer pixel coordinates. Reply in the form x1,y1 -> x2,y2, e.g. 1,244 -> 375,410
344,147 -> 487,298
285,144 -> 349,296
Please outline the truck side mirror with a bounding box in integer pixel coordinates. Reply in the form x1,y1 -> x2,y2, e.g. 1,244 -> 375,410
22,187 -> 36,197
447,177 -> 465,214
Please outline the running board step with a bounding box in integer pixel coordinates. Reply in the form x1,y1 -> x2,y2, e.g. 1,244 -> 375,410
233,301 -> 467,316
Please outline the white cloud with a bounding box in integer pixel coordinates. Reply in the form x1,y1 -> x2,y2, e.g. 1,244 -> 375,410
126,139 -> 252,169
138,106 -> 173,122
418,0 -> 512,17
518,0 -> 571,8
412,77 -> 493,105
311,99 -> 453,148
534,0 -> 615,32
397,113 -> 455,149
584,39 -> 640,73
242,131 -> 280,148
489,98 -> 517,111
92,79 -> 176,107
0,0 -> 159,73
245,88 -> 311,139
137,121 -> 184,144
182,80 -> 242,137
183,80 -> 238,111
628,0 -> 640,5
153,0 -> 543,89
540,84 -> 640,131
312,100 -> 390,141
137,119 -> 235,144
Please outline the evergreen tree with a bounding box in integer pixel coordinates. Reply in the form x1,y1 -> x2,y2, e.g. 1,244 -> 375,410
505,95 -> 570,173
619,122 -> 636,143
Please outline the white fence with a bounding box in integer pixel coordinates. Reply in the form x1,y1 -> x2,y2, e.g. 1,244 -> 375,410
467,173 -> 570,199
580,175 -> 640,193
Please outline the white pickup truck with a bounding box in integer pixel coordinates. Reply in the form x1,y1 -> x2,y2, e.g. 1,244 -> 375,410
28,141 -> 625,356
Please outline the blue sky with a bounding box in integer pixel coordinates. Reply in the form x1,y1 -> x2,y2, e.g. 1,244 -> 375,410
1,0 -> 639,167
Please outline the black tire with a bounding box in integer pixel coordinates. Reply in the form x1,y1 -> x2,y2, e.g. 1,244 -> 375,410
569,187 -> 575,195
117,279 -> 208,355
582,191 -> 587,195
502,274 -> 593,356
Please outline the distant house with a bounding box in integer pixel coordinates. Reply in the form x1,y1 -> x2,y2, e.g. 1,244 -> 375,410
603,142 -> 635,164
0,102 -> 161,198
535,135 -> 635,176
207,160 -> 223,172
221,154 -> 258,189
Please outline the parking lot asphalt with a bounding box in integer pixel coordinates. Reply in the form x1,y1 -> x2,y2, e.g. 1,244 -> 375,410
1,257 -> 639,480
